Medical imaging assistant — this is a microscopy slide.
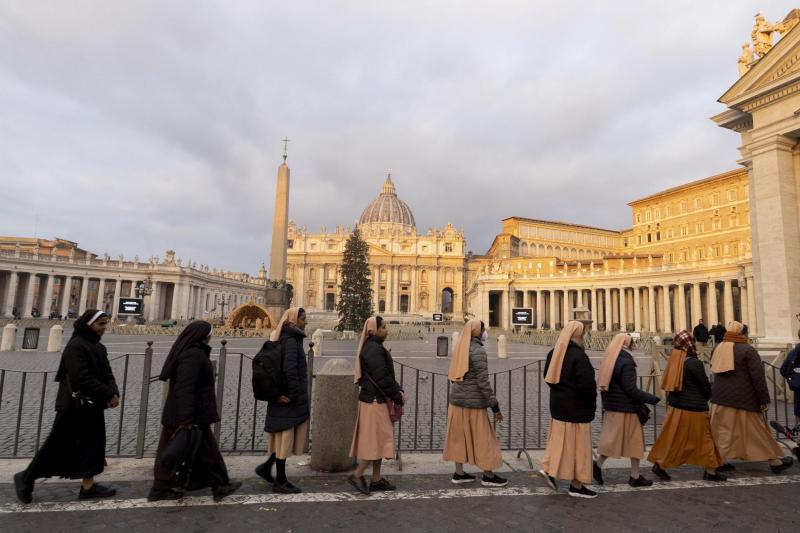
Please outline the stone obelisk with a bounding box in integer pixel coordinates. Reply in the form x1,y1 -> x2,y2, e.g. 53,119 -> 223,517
265,140 -> 291,323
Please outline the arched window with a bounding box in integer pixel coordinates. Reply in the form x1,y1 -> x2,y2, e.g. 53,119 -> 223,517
441,288 -> 454,314
421,270 -> 428,283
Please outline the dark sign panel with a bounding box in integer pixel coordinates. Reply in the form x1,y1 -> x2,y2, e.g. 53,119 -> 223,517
432,313 -> 444,322
512,308 -> 533,325
118,298 -> 144,315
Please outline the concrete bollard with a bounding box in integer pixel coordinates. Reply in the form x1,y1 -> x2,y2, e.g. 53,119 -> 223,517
498,334 -> 508,359
47,325 -> 63,352
1,324 -> 17,352
310,358 -> 359,472
312,329 -> 324,357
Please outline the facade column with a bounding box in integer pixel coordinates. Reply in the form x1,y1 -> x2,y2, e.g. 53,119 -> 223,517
410,268 -> 418,314
111,279 -> 122,319
746,277 -> 758,335
372,266 -> 380,312
535,290 -> 544,329
619,287 -> 627,331
677,284 -> 687,332
78,277 -> 90,315
42,274 -> 55,317
393,266 -> 400,313
500,289 -> 510,330
576,289 -> 584,307
170,283 -> 181,320
549,290 -> 556,330
3,272 -> 19,317
385,266 -> 393,313
691,283 -> 702,326
662,285 -> 672,333
632,287 -> 641,331
604,288 -> 612,331
590,288 -> 598,331
60,276 -> 72,318
562,290 -> 570,326
148,282 -> 160,321
707,282 -> 719,325
22,273 -> 37,318
723,279 -> 734,325
648,286 -> 656,332
740,284 -> 749,329
97,278 -> 107,313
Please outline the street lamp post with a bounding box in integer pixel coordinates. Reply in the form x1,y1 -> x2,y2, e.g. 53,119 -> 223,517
215,295 -> 231,322
135,277 -> 153,324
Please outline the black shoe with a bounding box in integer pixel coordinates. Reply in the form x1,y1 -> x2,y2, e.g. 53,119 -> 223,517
538,469 -> 558,491
369,478 -> 396,491
451,472 -> 476,484
716,463 -> 736,473
78,483 -> 117,500
481,474 -> 508,487
273,480 -> 302,494
651,463 -> 671,481
568,485 -> 597,499
212,481 -> 242,501
628,475 -> 653,487
255,461 -> 275,483
703,472 -> 727,482
348,475 -> 370,495
147,488 -> 184,502
593,461 -> 604,486
770,456 -> 794,474
13,472 -> 32,504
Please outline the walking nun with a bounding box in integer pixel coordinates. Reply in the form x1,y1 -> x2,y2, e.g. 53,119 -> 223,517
256,307 -> 309,494
709,322 -> 794,474
538,320 -> 598,498
14,310 -> 119,503
647,330 -> 727,481
442,319 -> 507,487
595,333 -> 660,487
348,316 -> 404,495
149,320 -> 241,501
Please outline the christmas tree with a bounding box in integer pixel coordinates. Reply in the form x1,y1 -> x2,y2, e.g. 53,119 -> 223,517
336,226 -> 374,331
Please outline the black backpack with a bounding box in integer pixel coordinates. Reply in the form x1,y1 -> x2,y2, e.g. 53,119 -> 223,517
252,340 -> 284,402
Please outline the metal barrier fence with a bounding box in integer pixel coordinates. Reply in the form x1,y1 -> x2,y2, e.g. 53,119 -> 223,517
1,342 -> 796,459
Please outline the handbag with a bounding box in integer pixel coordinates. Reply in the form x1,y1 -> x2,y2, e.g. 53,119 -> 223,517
363,371 -> 404,423
63,376 -> 97,413
634,402 -> 650,425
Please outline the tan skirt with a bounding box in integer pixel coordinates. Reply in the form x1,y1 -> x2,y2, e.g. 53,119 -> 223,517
710,403 -> 783,462
598,411 -> 645,460
539,420 -> 592,483
268,420 -> 309,460
442,405 -> 502,472
647,407 -> 723,469
349,401 -> 395,461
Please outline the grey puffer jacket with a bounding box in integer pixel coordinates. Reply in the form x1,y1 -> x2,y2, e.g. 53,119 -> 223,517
449,338 -> 499,411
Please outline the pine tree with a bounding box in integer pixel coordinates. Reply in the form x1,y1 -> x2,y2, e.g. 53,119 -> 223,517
336,227 -> 374,331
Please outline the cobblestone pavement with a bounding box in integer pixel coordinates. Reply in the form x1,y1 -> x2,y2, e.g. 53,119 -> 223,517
0,464 -> 799,532
1,334 -> 795,458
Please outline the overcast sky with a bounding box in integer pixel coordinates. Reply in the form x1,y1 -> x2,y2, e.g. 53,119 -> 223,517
1,1 -> 794,274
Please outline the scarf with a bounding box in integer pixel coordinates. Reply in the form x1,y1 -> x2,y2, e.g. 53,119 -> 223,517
354,317 -> 378,384
270,307 -> 300,342
597,333 -> 632,391
159,320 -> 213,381
545,321 -> 584,385
661,329 -> 697,392
711,321 -> 744,374
448,319 -> 482,382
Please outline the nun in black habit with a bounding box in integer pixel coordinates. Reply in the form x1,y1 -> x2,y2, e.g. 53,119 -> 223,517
14,310 -> 119,504
148,320 -> 241,501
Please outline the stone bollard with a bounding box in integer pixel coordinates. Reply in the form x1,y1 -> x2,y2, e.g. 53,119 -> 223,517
310,358 -> 359,472
312,329 -> 324,357
1,324 -> 17,352
498,334 -> 508,359
47,325 -> 64,352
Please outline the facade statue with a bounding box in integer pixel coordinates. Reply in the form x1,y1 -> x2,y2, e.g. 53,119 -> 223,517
752,14 -> 777,57
738,42 -> 755,76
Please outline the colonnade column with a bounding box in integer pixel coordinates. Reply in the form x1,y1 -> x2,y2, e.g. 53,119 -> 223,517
536,291 -> 544,329
648,286 -> 656,332
78,277 -> 90,315
98,278 -> 107,313
590,288 -> 598,331
549,290 -> 556,330
318,267 -> 325,310
707,282 -> 719,325
112,279 -> 122,319
604,288 -> 612,331
633,287 -> 642,332
677,284 -> 687,332
662,285 -> 672,333
22,274 -> 37,317
747,276 -> 758,335
692,283 -> 702,326
500,289 -> 510,330
723,279 -> 734,325
60,276 -> 72,318
3,272 -> 18,317
619,287 -> 627,332
42,275 -> 55,317
562,290 -> 570,326
740,284 -> 749,329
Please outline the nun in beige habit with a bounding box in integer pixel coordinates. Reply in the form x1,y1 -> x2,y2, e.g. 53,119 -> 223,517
538,321 -> 599,498
442,319 -> 507,487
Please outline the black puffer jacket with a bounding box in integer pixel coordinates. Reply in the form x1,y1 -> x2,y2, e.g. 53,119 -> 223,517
358,335 -> 403,405
544,341 -> 597,423
449,338 -> 499,411
601,350 -> 659,413
161,343 -> 220,426
710,342 -> 770,412
55,331 -> 118,411
265,325 -> 310,433
667,355 -> 712,412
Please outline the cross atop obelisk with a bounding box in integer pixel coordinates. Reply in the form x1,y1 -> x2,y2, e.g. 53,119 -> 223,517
282,136 -> 290,162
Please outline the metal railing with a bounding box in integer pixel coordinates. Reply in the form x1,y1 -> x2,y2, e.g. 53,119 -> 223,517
1,341 -> 796,459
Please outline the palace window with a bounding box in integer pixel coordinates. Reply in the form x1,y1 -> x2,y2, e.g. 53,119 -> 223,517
646,210 -> 652,222
655,208 -> 661,220
732,243 -> 739,255
712,193 -> 720,206
637,235 -> 642,245
681,200 -> 688,212
696,247 -> 704,260
729,215 -> 737,227
696,222 -> 704,233
287,239 -> 294,249
421,245 -> 428,252
728,189 -> 736,201
656,231 -> 661,241
667,229 -> 674,239
327,243 -> 336,250
445,243 -> 453,252
712,218 -> 721,230
310,243 -> 317,250
681,250 -> 688,261
647,233 -> 652,243
381,244 -> 387,250
666,206 -> 673,217
714,245 -> 721,257
636,213 -> 642,223
680,225 -> 688,237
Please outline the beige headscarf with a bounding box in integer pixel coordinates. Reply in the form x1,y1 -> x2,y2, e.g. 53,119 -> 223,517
661,349 -> 687,392
710,321 -> 743,374
597,333 -> 632,391
270,307 -> 300,342
448,319 -> 482,382
545,321 -> 585,385
353,317 -> 379,384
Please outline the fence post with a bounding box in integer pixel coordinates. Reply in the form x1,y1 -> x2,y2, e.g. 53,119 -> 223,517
305,341 -> 315,453
214,339 -> 228,441
135,341 -> 154,459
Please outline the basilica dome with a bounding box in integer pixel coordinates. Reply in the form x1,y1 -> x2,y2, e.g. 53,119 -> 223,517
358,174 -> 416,229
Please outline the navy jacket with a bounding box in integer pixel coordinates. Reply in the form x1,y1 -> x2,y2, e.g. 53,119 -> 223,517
544,341 -> 597,424
601,350 -> 659,413
265,326 -> 309,433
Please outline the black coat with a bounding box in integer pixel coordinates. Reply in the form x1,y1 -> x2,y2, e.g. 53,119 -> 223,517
693,324 -> 710,343
161,343 -> 220,426
358,335 -> 403,405
709,325 -> 727,343
710,342 -> 770,412
544,341 -> 597,423
55,331 -> 118,411
265,326 -> 309,433
667,356 -> 712,412
601,351 -> 659,413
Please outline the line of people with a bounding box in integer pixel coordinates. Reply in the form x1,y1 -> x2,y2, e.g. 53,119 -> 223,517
11,310 -> 796,504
